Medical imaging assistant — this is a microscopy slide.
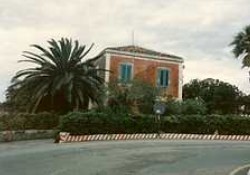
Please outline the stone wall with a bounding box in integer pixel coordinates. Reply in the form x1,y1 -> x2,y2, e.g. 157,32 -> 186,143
0,130 -> 55,142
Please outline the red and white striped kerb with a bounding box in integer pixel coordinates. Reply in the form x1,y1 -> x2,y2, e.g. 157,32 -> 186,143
59,132 -> 250,143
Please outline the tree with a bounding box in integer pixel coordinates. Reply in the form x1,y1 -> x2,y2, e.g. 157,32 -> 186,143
107,79 -> 159,114
8,38 -> 106,113
183,78 -> 242,114
230,25 -> 250,69
238,95 -> 250,114
4,81 -> 31,112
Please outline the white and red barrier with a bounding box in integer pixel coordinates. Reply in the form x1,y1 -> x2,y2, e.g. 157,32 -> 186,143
59,132 -> 250,143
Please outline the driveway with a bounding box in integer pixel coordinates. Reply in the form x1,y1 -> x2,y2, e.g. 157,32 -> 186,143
0,139 -> 250,175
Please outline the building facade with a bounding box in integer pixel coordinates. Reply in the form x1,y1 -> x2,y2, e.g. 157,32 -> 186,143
96,45 -> 184,100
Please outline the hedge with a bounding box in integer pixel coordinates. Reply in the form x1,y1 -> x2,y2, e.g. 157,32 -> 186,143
59,112 -> 250,135
3,111 -> 250,135
58,111 -> 157,135
165,99 -> 207,115
0,112 -> 60,131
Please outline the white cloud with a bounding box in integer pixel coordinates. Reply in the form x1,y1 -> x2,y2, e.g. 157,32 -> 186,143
184,58 -> 250,93
0,0 -> 250,101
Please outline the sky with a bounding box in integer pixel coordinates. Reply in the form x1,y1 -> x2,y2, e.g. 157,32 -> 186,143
0,0 -> 250,102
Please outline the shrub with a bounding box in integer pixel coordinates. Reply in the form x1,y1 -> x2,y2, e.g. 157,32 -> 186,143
162,115 -> 250,134
0,112 -> 59,131
165,99 -> 207,115
181,99 -> 207,115
165,101 -> 182,115
106,79 -> 159,114
59,111 -> 157,134
209,115 -> 250,135
59,112 -> 250,135
161,115 -> 208,134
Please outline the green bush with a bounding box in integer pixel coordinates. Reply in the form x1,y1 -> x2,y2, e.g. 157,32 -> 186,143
165,101 -> 182,115
59,112 -> 250,135
161,115 -> 209,134
0,112 -> 59,131
209,115 -> 250,135
161,115 -> 250,134
59,111 -> 157,134
165,99 -> 207,115
181,99 -> 207,115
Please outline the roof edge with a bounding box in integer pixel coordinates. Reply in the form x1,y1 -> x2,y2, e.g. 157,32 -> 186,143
105,49 -> 184,63
106,45 -> 184,60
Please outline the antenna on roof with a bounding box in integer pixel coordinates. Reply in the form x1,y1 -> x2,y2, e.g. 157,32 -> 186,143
132,30 -> 136,60
132,30 -> 135,46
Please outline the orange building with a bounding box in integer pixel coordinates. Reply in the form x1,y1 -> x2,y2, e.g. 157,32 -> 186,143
96,45 -> 184,100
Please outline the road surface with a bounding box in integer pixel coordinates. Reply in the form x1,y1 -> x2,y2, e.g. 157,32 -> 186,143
0,139 -> 250,175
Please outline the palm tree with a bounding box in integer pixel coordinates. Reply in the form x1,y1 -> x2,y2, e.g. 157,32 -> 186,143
9,38 -> 106,113
230,25 -> 250,68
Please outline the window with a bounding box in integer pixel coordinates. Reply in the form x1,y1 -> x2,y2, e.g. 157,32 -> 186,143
157,68 -> 169,87
120,63 -> 132,83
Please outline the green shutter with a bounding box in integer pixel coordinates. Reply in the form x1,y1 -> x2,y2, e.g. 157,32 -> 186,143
127,65 -> 132,81
120,64 -> 126,82
157,69 -> 169,87
161,70 -> 164,86
164,70 -> 169,86
120,64 -> 132,83
157,69 -> 161,86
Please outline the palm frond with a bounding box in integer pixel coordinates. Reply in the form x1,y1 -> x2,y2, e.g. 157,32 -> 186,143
9,37 -> 104,113
230,25 -> 250,69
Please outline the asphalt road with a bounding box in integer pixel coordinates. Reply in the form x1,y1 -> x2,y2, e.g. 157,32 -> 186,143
0,139 -> 250,175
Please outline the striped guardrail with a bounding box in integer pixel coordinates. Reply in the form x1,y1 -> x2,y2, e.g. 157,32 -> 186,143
59,132 -> 250,143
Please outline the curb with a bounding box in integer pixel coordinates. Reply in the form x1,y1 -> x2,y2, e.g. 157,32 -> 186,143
59,132 -> 250,143
229,164 -> 250,175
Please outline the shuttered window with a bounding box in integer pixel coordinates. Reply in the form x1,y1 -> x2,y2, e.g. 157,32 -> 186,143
157,69 -> 169,87
120,63 -> 132,83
